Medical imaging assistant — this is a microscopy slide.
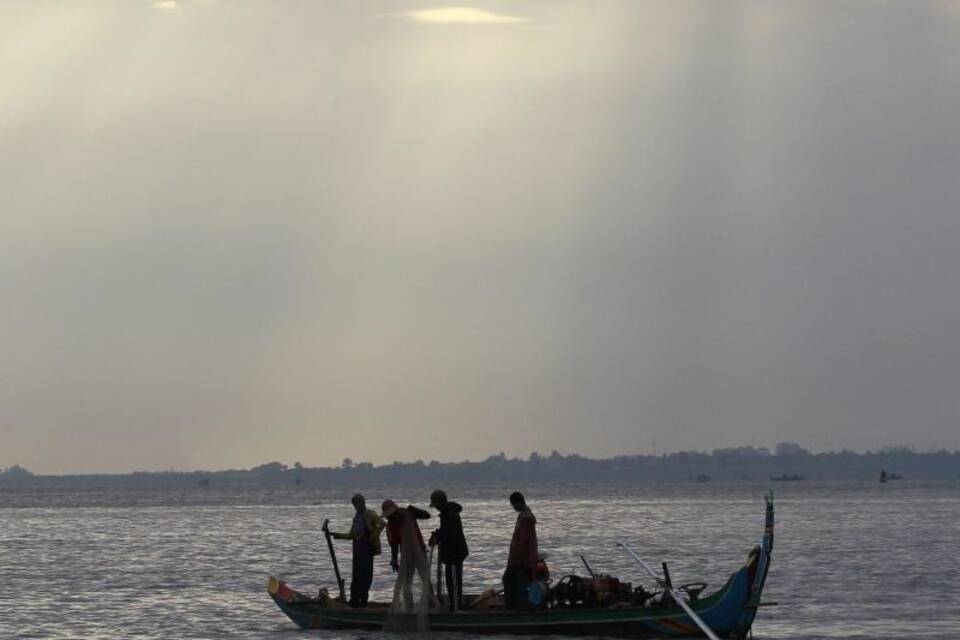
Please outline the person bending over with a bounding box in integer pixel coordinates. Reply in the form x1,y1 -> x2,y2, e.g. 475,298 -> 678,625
382,499 -> 432,613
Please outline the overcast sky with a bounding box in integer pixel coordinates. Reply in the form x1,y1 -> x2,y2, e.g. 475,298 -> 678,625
2,1 -> 959,473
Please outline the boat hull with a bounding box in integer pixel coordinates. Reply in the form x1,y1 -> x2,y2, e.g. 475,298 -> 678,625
271,572 -> 748,637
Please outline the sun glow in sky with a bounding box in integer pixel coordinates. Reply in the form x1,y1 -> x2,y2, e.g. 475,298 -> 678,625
406,7 -> 527,24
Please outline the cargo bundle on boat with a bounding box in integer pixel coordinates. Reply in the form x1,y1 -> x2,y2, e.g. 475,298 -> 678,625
268,494 -> 774,639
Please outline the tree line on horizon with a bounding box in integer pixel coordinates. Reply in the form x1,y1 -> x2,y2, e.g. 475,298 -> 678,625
3,443 -> 960,487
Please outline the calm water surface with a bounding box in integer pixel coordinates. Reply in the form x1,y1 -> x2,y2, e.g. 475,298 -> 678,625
1,482 -> 958,639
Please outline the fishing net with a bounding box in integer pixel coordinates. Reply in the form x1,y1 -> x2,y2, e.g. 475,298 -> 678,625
384,511 -> 436,632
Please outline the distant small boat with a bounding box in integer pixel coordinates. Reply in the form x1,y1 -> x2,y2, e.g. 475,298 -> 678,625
769,474 -> 804,482
268,498 -> 776,639
880,470 -> 902,483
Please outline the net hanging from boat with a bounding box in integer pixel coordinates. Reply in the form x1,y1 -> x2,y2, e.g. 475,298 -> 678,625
384,509 -> 436,632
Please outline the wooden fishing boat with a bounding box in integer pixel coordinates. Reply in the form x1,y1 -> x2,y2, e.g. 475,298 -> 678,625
769,473 -> 804,482
268,495 -> 774,639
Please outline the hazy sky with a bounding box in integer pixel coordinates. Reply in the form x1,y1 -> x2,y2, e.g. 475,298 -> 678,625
3,1 -> 959,473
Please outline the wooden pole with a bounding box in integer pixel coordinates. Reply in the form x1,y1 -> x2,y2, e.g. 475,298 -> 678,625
436,543 -> 444,602
580,555 -> 597,578
616,542 -> 721,640
322,518 -> 346,601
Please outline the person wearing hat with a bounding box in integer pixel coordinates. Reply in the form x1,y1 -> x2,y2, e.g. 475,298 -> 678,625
324,494 -> 386,607
382,499 -> 432,612
429,489 -> 469,611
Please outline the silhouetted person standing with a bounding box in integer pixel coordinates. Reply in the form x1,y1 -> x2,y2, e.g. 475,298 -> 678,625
326,493 -> 385,607
429,489 -> 469,611
503,491 -> 538,610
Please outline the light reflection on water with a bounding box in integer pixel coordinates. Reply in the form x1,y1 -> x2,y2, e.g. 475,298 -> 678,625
1,482 -> 958,639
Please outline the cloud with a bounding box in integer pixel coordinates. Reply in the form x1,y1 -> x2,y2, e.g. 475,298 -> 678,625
151,1 -> 181,11
4,0 -> 960,473
404,7 -> 527,24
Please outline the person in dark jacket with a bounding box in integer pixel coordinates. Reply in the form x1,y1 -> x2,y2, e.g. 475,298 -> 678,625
503,491 -> 538,610
429,489 -> 469,611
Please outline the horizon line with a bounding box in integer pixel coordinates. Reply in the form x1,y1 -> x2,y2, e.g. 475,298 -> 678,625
5,443 -> 957,478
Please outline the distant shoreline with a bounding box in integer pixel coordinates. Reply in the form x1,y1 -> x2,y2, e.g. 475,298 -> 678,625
3,445 -> 959,488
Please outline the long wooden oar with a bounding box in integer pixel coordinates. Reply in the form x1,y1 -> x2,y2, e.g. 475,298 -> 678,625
461,588 -> 504,611
616,542 -> 720,640
322,518 -> 346,601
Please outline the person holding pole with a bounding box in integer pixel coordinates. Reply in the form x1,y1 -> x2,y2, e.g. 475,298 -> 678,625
429,489 -> 469,611
324,493 -> 386,607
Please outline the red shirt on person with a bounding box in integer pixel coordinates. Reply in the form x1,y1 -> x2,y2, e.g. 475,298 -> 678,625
386,505 -> 430,552
507,507 -> 538,571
